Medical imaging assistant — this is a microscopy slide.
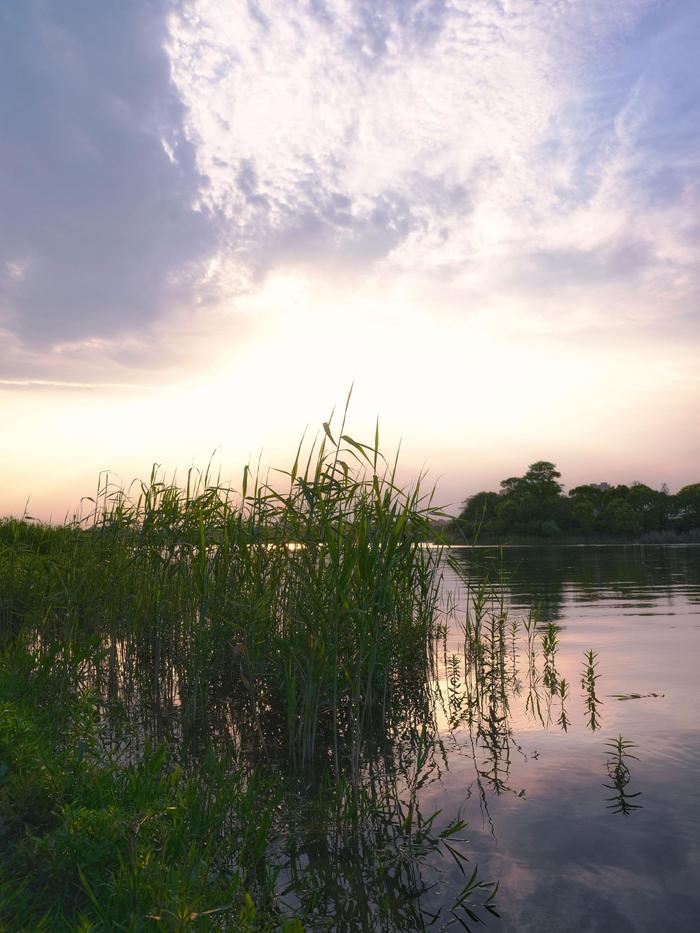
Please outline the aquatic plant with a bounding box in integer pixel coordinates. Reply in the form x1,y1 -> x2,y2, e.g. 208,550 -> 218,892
541,622 -> 559,693
0,412 -> 508,930
604,735 -> 642,816
1,406 -> 444,776
581,649 -> 603,731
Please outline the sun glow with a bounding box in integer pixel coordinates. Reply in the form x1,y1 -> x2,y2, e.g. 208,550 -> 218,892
2,251 -> 698,523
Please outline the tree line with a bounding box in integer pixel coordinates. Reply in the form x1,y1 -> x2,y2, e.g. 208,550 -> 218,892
444,461 -> 700,542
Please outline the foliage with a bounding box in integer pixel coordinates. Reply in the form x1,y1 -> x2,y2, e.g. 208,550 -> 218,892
448,462 -> 698,542
0,411 -> 443,774
0,649 -> 283,931
0,414 -> 501,930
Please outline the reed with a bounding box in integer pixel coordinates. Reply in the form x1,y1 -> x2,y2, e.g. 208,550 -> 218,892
1,410 -> 443,776
2,414 -> 504,929
3,418 -> 634,929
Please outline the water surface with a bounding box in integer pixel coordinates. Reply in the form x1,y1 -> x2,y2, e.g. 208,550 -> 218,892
428,544 -> 700,932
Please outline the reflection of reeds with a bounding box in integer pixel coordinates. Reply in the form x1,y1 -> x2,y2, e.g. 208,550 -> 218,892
444,568 -> 530,806
541,622 -> 559,694
282,721 -> 499,930
556,678 -> 570,732
523,614 -> 545,726
604,735 -> 642,815
581,650 -> 603,731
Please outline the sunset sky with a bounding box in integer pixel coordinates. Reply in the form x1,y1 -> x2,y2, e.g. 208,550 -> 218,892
2,0 -> 699,520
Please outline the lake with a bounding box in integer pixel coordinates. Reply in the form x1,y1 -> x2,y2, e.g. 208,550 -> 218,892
422,544 -> 700,932
11,527 -> 699,930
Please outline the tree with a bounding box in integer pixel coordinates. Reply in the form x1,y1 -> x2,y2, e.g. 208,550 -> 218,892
453,464 -> 696,541
495,461 -> 569,536
673,483 -> 700,531
522,461 -> 562,497
454,491 -> 499,539
603,500 -> 642,536
627,483 -> 670,532
499,476 -> 525,495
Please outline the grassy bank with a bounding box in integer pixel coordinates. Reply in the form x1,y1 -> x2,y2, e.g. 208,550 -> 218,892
0,669 -> 286,930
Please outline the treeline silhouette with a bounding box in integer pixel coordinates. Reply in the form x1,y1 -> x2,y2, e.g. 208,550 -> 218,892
445,461 -> 700,542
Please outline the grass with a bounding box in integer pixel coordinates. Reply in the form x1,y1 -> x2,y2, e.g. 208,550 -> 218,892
1,412 -> 638,929
1,413 -> 508,930
0,681 -> 285,930
1,409 -> 443,769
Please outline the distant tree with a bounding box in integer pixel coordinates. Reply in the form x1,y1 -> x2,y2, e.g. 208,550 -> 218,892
673,483 -> 700,531
499,476 -> 525,495
603,499 -> 642,536
453,464 -> 694,542
493,461 -> 570,536
522,461 -> 563,497
540,519 -> 563,538
568,492 -> 599,534
627,483 -> 671,532
569,484 -> 605,500
454,491 -> 499,539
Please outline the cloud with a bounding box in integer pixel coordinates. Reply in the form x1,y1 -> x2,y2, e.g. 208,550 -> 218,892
0,0 -> 219,350
2,0 -> 698,382
167,0 -> 699,334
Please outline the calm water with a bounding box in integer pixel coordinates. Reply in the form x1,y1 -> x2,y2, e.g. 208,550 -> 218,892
426,545 -> 700,933
89,542 -> 700,930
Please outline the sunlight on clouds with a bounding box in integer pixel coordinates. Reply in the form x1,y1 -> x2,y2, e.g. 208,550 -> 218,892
150,270 -> 700,505
3,283 -> 698,519
167,0 -> 660,283
2,0 -> 699,520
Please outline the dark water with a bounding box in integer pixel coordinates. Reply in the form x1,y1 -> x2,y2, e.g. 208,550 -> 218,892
428,545 -> 700,933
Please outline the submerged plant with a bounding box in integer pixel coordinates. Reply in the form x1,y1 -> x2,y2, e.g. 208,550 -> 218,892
541,622 -> 559,693
581,649 -> 603,731
604,735 -> 642,816
556,678 -> 570,732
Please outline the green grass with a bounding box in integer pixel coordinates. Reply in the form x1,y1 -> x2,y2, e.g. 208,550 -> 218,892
2,411 -> 443,774
8,410 -> 637,928
2,413 -> 502,930
0,686 -> 285,930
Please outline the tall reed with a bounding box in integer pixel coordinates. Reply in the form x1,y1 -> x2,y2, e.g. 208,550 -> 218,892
1,412 -> 443,778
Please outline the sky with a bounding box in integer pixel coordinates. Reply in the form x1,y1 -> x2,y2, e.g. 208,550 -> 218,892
1,0 -> 699,520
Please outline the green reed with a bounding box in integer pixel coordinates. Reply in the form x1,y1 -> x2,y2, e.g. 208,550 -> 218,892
2,412 -> 509,929
581,649 -> 603,731
0,410 -> 443,776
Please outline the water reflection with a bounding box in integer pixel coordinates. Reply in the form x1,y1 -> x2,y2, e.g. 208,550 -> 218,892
42,545 -> 700,929
437,545 -> 700,932
279,725 -> 500,931
604,736 -> 642,816
449,544 -> 700,623
581,649 -> 603,731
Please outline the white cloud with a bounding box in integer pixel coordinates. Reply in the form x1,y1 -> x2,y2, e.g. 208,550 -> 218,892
161,0 -> 700,343
4,0 -> 700,519
169,6 -> 640,221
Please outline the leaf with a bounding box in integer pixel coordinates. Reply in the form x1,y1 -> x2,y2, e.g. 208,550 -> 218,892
322,421 -> 336,446
340,434 -> 375,463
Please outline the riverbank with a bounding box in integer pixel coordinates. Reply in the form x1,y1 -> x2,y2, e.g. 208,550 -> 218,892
428,522 -> 700,546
